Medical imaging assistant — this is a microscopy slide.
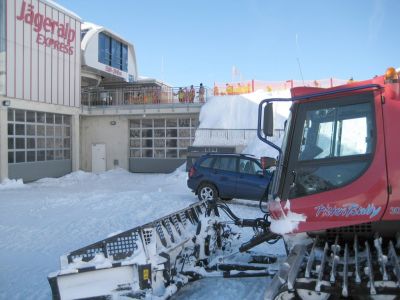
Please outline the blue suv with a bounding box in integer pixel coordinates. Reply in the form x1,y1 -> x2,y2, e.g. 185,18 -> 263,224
187,153 -> 273,201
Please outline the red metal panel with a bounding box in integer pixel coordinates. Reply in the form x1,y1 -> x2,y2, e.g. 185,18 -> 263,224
270,77 -> 389,233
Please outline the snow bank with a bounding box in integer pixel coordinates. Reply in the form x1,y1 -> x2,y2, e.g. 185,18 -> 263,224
195,89 -> 291,158
0,178 -> 26,190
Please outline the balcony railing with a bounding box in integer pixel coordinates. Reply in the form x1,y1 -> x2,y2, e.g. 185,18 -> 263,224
81,86 -> 209,107
193,128 -> 285,146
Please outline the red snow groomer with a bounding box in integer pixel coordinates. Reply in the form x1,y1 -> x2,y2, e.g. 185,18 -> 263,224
49,68 -> 400,299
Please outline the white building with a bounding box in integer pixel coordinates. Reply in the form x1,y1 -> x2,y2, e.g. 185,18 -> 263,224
0,0 -> 81,182
0,2 -> 205,182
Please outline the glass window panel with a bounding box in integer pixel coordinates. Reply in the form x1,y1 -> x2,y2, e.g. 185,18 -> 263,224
7,124 -> 13,135
7,109 -> 14,121
37,138 -> 45,148
154,139 -> 165,147
46,113 -> 54,124
27,138 -> 35,149
130,120 -> 140,128
179,129 -> 190,137
166,129 -> 177,137
63,116 -> 71,125
154,119 -> 165,127
8,151 -> 14,163
130,139 -> 140,147
37,125 -> 45,136
143,149 -> 153,157
63,138 -> 70,148
179,149 -> 188,158
166,149 -> 177,158
15,110 -> 25,122
55,114 -> 62,124
27,124 -> 35,136
55,150 -> 63,160
16,138 -> 25,149
46,126 -> 54,136
154,129 -> 165,137
154,149 -> 165,158
55,138 -> 63,148
130,149 -> 141,157
15,124 -> 25,135
142,119 -> 152,127
37,150 -> 45,161
178,139 -> 190,147
55,126 -> 62,137
37,112 -> 45,123
26,111 -> 36,122
16,151 -> 25,163
166,139 -> 177,147
142,139 -> 153,147
27,151 -> 35,162
64,150 -> 70,159
130,129 -> 140,138
46,150 -> 54,160
191,128 -> 196,137
191,118 -> 199,127
8,137 -> 14,149
166,119 -> 177,127
142,129 -> 153,138
179,119 -> 190,127
46,138 -> 54,148
214,157 -> 236,172
64,127 -> 70,137
122,44 -> 128,71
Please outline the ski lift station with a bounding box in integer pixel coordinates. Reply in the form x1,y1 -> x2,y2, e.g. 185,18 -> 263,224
0,0 -> 206,182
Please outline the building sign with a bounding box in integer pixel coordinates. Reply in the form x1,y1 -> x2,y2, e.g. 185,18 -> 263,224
105,65 -> 123,77
16,0 -> 76,55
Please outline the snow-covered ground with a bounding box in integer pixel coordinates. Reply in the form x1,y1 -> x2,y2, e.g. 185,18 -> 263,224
0,169 -> 286,300
0,91 -> 291,299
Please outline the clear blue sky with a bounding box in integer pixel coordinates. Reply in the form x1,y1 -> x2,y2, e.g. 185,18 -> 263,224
57,0 -> 399,88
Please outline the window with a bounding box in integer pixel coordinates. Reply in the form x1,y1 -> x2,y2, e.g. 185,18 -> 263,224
214,157 -> 236,172
7,110 -> 72,164
288,97 -> 375,199
200,157 -> 214,168
98,32 -> 128,72
239,159 -> 262,175
129,117 -> 197,159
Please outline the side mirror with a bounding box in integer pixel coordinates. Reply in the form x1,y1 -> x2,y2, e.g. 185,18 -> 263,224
263,103 -> 274,137
261,156 -> 277,169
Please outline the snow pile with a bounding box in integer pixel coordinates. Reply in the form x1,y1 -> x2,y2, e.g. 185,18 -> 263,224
195,89 -> 291,158
0,178 -> 26,190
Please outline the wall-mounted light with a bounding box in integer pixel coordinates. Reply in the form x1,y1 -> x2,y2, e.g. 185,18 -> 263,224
2,100 -> 11,107
110,120 -> 116,126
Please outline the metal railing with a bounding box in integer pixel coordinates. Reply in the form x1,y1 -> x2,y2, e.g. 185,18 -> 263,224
193,128 -> 284,146
81,86 -> 210,107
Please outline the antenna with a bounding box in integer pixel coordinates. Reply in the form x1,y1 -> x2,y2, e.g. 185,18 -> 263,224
295,34 -> 305,85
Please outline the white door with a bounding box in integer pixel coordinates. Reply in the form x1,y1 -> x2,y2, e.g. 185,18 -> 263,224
92,143 -> 106,173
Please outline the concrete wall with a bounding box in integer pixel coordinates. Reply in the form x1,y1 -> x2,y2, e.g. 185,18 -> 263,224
80,115 -> 129,172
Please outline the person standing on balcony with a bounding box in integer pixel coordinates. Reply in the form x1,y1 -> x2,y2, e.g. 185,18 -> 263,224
199,83 -> 205,103
178,87 -> 184,103
184,87 -> 189,103
189,85 -> 195,103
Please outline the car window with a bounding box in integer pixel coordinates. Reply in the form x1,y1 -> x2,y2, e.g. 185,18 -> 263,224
239,159 -> 260,175
214,157 -> 236,172
199,157 -> 214,168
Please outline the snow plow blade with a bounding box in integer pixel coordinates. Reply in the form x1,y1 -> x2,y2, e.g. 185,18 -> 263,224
48,200 -> 278,299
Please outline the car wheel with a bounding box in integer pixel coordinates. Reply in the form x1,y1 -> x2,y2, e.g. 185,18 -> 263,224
220,197 -> 233,201
197,183 -> 218,201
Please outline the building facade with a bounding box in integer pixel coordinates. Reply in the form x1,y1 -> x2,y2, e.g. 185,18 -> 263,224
0,0 -> 81,182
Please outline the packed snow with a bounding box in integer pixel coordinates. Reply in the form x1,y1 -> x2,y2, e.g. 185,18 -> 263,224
0,91 -> 291,299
